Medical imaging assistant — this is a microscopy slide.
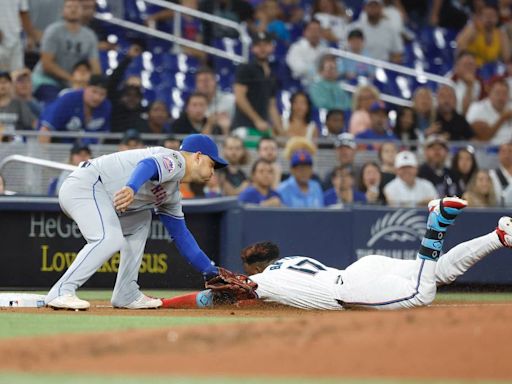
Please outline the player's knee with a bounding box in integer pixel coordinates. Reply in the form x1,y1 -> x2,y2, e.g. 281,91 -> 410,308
416,285 -> 436,306
102,231 -> 125,254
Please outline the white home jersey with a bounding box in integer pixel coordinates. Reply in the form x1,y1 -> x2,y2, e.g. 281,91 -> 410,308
88,147 -> 186,217
250,256 -> 344,310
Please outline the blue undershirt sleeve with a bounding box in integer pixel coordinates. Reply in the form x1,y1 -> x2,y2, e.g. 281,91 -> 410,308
159,214 -> 219,278
126,158 -> 159,193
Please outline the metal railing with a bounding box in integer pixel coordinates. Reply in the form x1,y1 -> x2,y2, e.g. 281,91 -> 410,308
95,0 -> 250,64
0,155 -> 77,173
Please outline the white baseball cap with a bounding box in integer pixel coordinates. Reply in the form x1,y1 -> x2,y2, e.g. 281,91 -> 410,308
394,151 -> 418,168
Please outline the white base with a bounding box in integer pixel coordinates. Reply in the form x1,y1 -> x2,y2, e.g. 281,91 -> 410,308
0,293 -> 46,308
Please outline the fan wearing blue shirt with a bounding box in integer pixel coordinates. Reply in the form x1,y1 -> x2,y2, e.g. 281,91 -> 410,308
277,150 -> 324,208
238,159 -> 281,206
38,74 -> 111,144
355,101 -> 398,149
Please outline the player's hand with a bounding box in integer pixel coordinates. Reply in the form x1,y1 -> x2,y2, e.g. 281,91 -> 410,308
114,186 -> 135,213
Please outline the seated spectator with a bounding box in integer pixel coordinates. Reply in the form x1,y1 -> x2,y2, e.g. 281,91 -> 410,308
323,132 -> 357,190
418,135 -> 463,198
456,4 -> 510,67
309,54 -> 351,112
172,93 -> 222,135
217,135 -> 250,196
324,165 -> 366,207
312,0 -> 350,45
377,141 -> 397,186
283,91 -> 319,141
384,151 -> 438,207
412,87 -> 436,137
355,101 -> 398,146
0,71 -> 36,142
350,0 -> 403,63
59,60 -> 92,96
159,135 -> 181,151
322,109 -> 345,139
238,159 -> 282,206
285,19 -> 328,86
38,75 -> 111,144
278,149 -> 324,208
195,67 -> 235,133
48,142 -> 91,195
11,68 -> 42,118
433,85 -> 474,141
32,0 -> 101,103
450,51 -> 485,116
393,106 -> 418,149
358,161 -> 386,205
142,101 -> 172,137
463,170 -> 498,207
118,129 -> 144,151
256,136 -> 281,188
466,78 -> 512,144
489,142 -> 512,204
337,28 -> 375,81
451,146 -> 479,194
254,0 -> 290,44
348,84 -> 380,135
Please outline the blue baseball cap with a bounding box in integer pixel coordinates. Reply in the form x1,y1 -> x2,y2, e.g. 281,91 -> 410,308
290,149 -> 313,168
180,134 -> 228,169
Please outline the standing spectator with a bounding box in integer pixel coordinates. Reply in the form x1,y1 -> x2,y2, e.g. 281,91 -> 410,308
450,51 -> 485,116
38,75 -> 111,144
0,0 -> 40,72
429,0 -> 471,30
32,0 -> 101,103
256,136 -> 281,188
489,142 -> 512,204
348,84 -> 380,136
377,141 -> 397,185
384,151 -> 438,207
463,170 -> 498,207
337,29 -> 375,81
451,146 -> 479,194
0,71 -> 36,142
323,132 -> 357,190
48,142 -> 91,196
312,0 -> 350,45
309,54 -> 351,112
142,101 -> 171,136
322,109 -> 345,138
278,149 -> 324,208
283,91 -> 319,141
285,19 -> 328,86
355,101 -> 398,145
393,106 -> 418,148
195,67 -> 235,134
172,92 -> 222,135
351,0 -> 403,63
324,165 -> 366,207
217,135 -> 250,196
11,68 -> 42,118
358,161 -> 386,205
412,87 -> 436,137
418,135 -> 463,198
433,85 -> 474,141
456,4 -> 510,67
232,32 -> 283,146
466,78 -> 512,144
238,159 -> 282,206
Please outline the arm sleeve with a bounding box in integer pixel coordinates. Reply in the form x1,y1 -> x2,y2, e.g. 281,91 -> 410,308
40,98 -> 68,131
125,158 -> 159,193
159,214 -> 219,277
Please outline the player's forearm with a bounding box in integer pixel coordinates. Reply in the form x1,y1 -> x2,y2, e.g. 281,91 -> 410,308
126,158 -> 159,192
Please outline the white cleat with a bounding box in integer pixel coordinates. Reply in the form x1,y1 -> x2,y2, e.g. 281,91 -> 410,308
117,294 -> 162,309
427,197 -> 468,213
496,216 -> 512,248
47,294 -> 90,310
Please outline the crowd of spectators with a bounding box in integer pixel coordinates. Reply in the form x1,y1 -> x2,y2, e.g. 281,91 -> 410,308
1,0 -> 512,209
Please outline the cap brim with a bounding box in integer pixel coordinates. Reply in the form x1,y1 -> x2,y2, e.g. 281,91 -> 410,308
211,156 -> 229,169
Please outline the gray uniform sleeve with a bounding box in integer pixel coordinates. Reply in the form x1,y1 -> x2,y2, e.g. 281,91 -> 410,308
151,152 -> 185,184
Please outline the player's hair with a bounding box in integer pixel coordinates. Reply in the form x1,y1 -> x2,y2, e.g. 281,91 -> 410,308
241,242 -> 280,266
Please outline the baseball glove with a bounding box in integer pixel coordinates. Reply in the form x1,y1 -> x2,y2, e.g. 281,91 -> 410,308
205,267 -> 258,303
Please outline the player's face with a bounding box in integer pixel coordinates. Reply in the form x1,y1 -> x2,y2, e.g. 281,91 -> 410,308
84,86 -> 107,108
257,140 -> 278,162
252,162 -> 274,188
193,154 -> 215,182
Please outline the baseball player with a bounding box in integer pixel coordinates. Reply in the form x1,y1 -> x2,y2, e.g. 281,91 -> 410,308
163,197 -> 512,310
45,134 -> 229,310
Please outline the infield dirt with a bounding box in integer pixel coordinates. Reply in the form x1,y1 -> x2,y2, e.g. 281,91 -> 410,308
0,302 -> 510,380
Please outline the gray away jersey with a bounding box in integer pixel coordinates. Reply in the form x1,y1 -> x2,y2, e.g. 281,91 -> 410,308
89,147 -> 186,217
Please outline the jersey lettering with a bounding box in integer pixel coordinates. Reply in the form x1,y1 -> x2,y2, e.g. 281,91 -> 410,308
287,259 -> 327,275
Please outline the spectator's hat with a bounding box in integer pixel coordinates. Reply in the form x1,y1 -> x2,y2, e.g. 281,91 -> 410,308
424,134 -> 448,149
180,134 -> 228,169
70,142 -> 92,155
348,29 -> 364,40
252,31 -> 273,44
11,68 -> 31,82
88,74 -> 109,89
335,133 -> 356,149
369,100 -> 387,113
290,149 -> 313,167
364,0 -> 383,4
394,151 -> 418,168
0,71 -> 12,82
121,129 -> 142,144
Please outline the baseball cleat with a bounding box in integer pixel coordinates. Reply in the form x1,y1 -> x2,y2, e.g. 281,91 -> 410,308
117,294 -> 162,309
47,294 -> 90,310
427,197 -> 467,230
496,216 -> 512,248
